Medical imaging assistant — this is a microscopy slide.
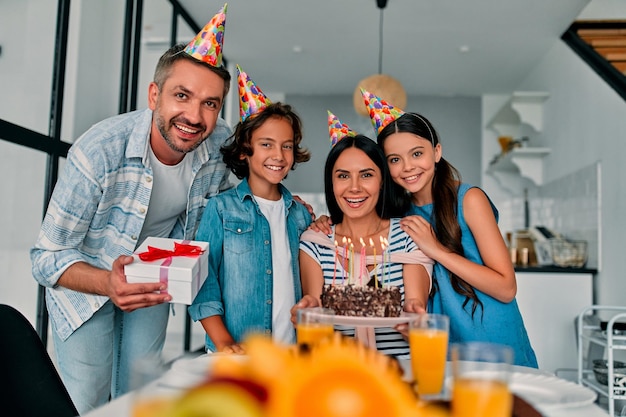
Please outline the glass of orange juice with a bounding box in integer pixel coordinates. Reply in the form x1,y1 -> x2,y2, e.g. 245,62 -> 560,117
409,313 -> 449,399
450,342 -> 514,417
296,307 -> 335,347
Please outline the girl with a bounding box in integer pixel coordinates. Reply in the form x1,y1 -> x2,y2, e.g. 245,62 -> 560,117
367,90 -> 538,367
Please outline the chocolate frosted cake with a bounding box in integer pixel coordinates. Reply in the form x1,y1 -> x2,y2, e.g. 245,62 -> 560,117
321,283 -> 402,317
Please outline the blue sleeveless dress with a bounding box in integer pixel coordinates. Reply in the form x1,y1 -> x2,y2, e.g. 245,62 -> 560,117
408,183 -> 538,368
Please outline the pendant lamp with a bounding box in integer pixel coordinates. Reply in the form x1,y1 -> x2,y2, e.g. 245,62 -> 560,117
353,0 -> 407,117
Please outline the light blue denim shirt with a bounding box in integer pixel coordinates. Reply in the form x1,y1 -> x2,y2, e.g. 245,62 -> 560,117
188,178 -> 311,352
30,108 -> 232,340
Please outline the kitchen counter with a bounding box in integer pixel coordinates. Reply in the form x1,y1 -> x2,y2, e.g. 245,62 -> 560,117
515,265 -> 597,274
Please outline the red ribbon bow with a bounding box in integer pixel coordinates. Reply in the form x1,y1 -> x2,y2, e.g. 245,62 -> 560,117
138,242 -> 205,262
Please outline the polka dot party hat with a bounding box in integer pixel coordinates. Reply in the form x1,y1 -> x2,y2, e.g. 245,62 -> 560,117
237,64 -> 272,122
183,3 -> 227,67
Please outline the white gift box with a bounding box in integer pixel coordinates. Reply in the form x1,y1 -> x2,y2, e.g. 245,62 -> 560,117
124,237 -> 209,305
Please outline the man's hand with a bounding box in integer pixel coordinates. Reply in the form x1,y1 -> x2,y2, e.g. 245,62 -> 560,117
107,255 -> 171,312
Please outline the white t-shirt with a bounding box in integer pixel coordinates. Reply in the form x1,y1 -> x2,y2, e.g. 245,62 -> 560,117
137,145 -> 193,246
255,195 -> 295,344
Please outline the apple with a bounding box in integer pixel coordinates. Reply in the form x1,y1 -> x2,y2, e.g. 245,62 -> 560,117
169,376 -> 267,417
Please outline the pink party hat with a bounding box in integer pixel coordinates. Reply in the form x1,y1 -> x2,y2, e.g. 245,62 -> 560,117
183,4 -> 227,67
328,111 -> 357,147
360,87 -> 405,134
237,64 -> 272,122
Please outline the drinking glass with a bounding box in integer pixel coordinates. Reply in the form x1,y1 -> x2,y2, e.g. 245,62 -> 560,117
450,342 -> 514,417
296,307 -> 335,347
130,355 -> 175,417
409,313 -> 449,398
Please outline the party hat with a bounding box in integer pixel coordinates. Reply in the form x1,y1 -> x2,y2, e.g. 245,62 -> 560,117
237,65 -> 272,122
328,111 -> 357,147
360,87 -> 405,135
183,4 -> 227,67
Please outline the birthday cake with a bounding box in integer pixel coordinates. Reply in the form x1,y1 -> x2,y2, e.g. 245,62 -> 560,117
321,281 -> 402,317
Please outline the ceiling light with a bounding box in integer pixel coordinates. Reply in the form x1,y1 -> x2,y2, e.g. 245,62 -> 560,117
353,0 -> 407,117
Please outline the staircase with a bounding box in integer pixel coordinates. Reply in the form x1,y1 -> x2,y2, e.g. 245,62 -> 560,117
562,20 -> 626,101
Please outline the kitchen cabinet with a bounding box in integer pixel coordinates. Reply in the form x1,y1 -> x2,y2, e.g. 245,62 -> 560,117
515,270 -> 594,374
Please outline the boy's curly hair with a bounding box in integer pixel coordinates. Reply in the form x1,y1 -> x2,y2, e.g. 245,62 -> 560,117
221,102 -> 311,179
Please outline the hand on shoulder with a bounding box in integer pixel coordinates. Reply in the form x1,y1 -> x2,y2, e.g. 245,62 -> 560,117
309,214 -> 333,234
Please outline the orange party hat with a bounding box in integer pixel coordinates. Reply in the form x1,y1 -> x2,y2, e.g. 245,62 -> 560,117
328,111 -> 357,147
183,4 -> 227,67
360,87 -> 405,135
237,65 -> 272,122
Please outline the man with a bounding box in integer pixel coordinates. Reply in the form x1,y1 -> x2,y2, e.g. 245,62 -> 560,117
30,6 -> 230,413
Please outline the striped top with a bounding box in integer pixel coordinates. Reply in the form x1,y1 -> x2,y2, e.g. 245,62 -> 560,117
299,218 -> 424,359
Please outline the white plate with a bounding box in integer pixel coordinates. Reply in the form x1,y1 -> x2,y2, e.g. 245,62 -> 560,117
331,313 -> 418,327
446,371 -> 597,411
509,372 -> 597,410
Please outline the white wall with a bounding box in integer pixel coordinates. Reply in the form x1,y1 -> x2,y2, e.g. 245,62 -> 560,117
0,0 -> 58,322
482,37 -> 626,307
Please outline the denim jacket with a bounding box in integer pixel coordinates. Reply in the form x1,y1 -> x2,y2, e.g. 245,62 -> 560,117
188,178 -> 311,351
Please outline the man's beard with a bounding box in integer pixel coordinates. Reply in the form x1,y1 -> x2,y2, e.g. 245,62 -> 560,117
155,112 -> 208,154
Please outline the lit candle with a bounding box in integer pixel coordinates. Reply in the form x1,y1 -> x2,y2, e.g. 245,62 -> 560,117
369,237 -> 377,288
380,239 -> 386,288
348,239 -> 354,285
380,236 -> 385,287
342,236 -> 347,285
384,237 -> 390,287
333,240 -> 339,286
359,237 -> 366,286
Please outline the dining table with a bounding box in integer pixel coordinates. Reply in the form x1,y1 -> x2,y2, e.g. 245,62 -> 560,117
82,353 -> 609,417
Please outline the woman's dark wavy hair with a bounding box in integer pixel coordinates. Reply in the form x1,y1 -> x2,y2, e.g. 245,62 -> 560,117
324,134 -> 406,224
221,102 -> 311,179
377,112 -> 483,317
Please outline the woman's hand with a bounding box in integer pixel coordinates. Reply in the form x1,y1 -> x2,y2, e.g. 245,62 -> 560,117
395,299 -> 427,340
403,298 -> 427,314
309,214 -> 333,234
290,295 -> 321,325
399,215 -> 443,258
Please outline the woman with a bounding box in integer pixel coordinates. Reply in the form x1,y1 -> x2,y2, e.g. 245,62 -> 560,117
368,89 -> 538,368
294,116 -> 432,359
